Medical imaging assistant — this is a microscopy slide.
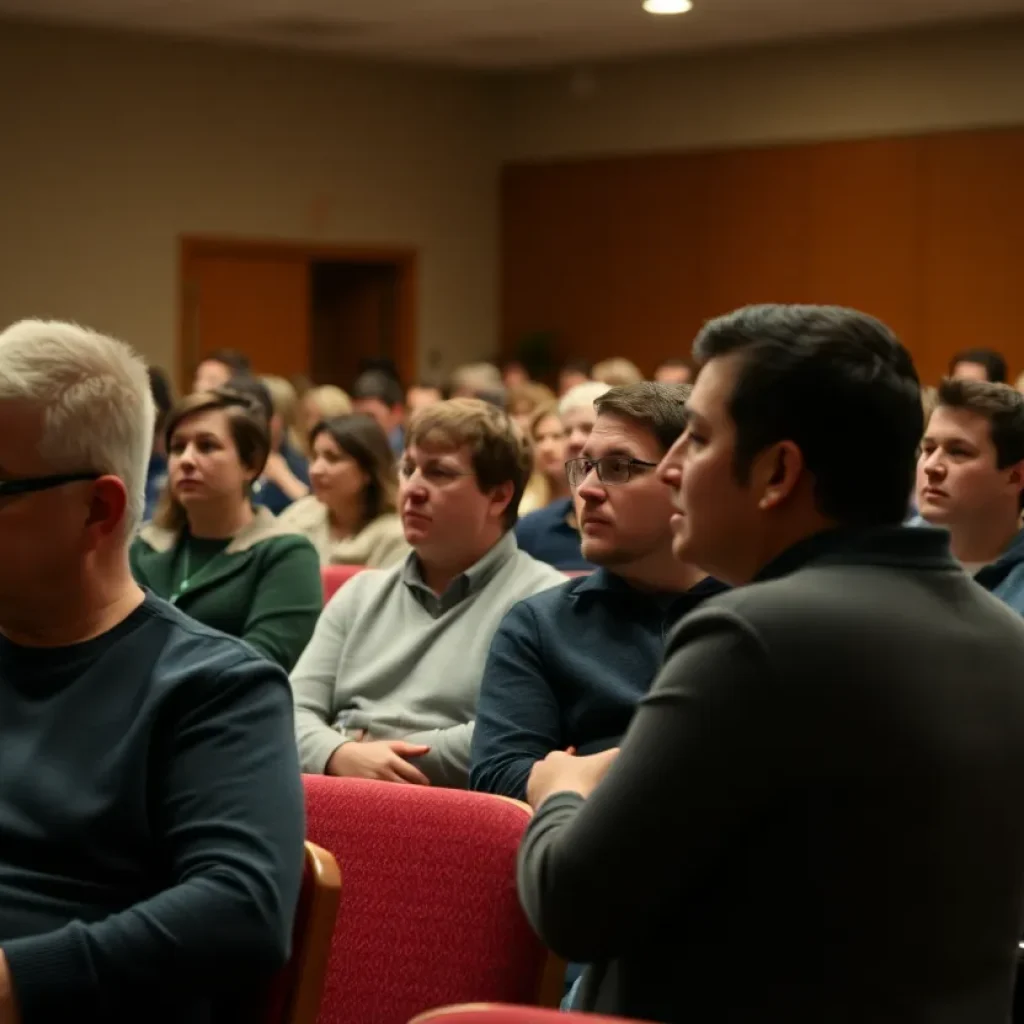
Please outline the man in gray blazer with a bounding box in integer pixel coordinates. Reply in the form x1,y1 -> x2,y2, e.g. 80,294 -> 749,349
519,304 -> 1024,1024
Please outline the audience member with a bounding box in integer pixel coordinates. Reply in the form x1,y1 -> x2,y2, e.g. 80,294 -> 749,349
592,357 -> 643,387
298,384 -> 352,450
508,381 -> 558,434
191,347 -> 250,393
279,414 -> 408,569
352,370 -> 406,456
518,403 -> 570,517
518,304 -> 1024,1024
653,357 -> 692,385
448,362 -> 507,409
557,358 -> 592,396
949,346 -> 1007,383
472,381 -> 724,800
917,378 -> 1024,612
502,359 -> 530,389
144,366 -> 174,521
290,399 -> 563,788
0,320 -> 303,1020
131,389 -> 322,671
257,374 -> 312,514
407,380 -> 445,414
516,381 -> 610,570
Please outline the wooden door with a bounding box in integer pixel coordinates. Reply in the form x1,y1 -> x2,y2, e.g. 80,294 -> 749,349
181,248 -> 311,386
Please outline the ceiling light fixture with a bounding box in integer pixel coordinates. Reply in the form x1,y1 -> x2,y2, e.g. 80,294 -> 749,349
642,0 -> 693,13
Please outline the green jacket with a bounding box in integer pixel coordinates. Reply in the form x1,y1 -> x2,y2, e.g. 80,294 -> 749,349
130,508 -> 323,671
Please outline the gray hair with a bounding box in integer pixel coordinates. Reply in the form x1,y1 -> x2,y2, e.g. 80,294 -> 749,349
558,380 -> 611,419
0,319 -> 155,535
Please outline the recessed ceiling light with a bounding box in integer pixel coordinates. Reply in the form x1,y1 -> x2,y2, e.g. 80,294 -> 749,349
642,0 -> 693,13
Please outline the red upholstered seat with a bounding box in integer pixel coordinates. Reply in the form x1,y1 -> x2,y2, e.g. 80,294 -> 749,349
303,776 -> 559,1024
321,564 -> 366,602
409,1004 -> 651,1024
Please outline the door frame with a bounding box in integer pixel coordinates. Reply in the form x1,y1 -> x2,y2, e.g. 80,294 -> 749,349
178,235 -> 418,392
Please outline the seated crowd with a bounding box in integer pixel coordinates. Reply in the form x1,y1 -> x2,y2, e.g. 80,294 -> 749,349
3,312 -> 1024,1024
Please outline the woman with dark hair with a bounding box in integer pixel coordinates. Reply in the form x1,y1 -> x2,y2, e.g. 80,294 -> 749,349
278,413 -> 408,568
130,388 -> 322,670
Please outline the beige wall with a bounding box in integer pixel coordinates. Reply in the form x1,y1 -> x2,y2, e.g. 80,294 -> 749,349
496,20 -> 1024,161
0,21 -> 497,378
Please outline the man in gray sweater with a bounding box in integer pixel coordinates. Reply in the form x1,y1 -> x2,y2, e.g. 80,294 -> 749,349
291,398 -> 564,789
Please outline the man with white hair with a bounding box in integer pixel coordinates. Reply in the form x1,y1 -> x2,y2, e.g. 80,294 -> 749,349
0,320 -> 304,1022
515,380 -> 610,570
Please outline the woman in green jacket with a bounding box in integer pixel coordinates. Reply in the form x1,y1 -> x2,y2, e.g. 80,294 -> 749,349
131,387 -> 322,671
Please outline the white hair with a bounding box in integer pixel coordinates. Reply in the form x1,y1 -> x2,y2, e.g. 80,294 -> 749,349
558,380 -> 612,419
0,319 -> 156,535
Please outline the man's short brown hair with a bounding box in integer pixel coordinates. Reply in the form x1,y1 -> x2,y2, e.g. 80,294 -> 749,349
936,378 -> 1024,469
406,398 -> 531,529
594,381 -> 691,453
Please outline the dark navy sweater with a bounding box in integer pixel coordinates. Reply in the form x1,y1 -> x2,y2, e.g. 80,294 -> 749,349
0,593 -> 305,1022
469,568 -> 726,799
515,498 -> 593,571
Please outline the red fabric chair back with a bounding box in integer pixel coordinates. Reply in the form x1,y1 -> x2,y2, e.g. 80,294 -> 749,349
303,776 -> 554,1024
322,565 -> 366,602
409,1004 -> 652,1024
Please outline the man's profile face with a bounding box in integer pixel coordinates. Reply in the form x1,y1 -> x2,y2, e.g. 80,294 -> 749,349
354,397 -> 402,434
192,359 -> 233,394
658,354 -> 763,585
917,406 -> 1019,526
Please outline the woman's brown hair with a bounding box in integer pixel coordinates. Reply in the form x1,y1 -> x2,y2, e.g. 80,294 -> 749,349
309,413 -> 398,525
152,389 -> 271,532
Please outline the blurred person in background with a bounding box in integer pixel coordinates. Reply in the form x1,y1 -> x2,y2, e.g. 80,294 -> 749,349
407,380 -> 444,415
593,357 -> 643,388
917,378 -> 1024,613
449,362 -> 506,407
132,389 -> 321,671
0,320 -> 303,1021
279,414 -> 407,569
516,381 -> 611,571
519,404 -> 570,518
654,357 -> 693,385
507,381 -> 558,434
949,347 -> 1007,383
558,358 -> 592,396
191,347 -> 250,393
502,360 -> 530,389
352,370 -> 406,456
291,398 -> 563,789
144,366 -> 174,522
298,384 -> 352,448
259,375 -> 312,514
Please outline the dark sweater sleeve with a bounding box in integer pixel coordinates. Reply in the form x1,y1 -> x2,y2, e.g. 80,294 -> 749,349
243,537 -> 323,671
470,601 -> 564,799
516,612 -> 780,963
2,655 -> 306,1020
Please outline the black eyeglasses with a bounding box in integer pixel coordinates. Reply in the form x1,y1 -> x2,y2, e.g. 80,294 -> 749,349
0,472 -> 102,499
565,456 -> 658,490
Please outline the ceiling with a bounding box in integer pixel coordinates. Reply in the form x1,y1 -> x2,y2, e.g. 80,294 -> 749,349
1,0 -> 1023,70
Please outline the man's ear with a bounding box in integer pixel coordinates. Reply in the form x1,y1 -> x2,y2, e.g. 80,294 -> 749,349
488,480 -> 515,522
85,476 -> 128,541
1005,460 -> 1024,505
751,440 -> 804,511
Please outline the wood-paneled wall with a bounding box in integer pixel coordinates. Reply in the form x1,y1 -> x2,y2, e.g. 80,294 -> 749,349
501,128 -> 1024,386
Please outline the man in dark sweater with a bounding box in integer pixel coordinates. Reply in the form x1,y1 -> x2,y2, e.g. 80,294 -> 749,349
519,305 -> 1024,1024
471,381 -> 724,801
0,319 -> 304,1023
